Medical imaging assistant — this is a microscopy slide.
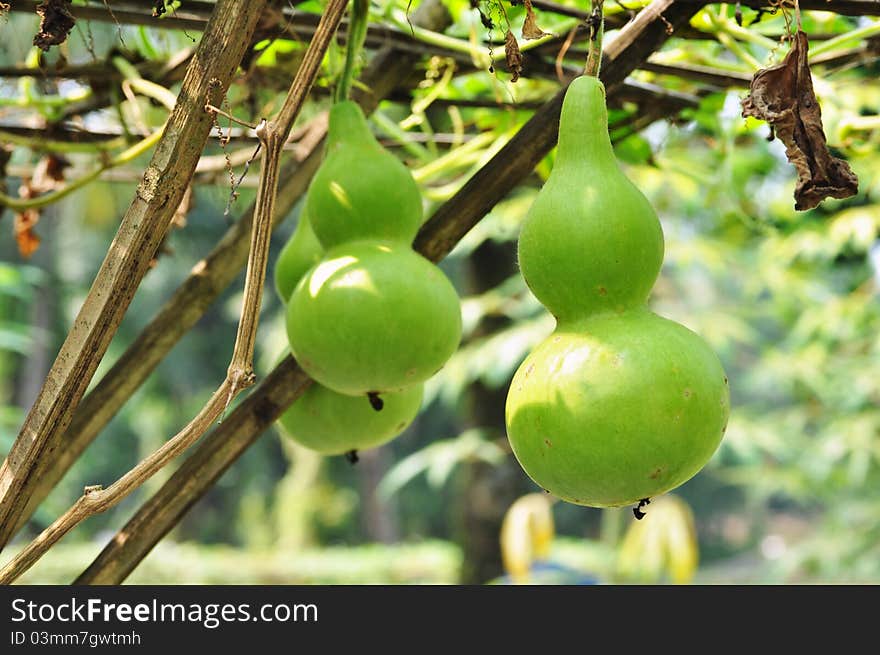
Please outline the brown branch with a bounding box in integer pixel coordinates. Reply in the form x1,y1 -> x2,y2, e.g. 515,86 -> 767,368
76,356 -> 314,584
640,59 -> 754,87
615,80 -> 701,111
0,0 -> 347,585
0,0 -> 269,553
74,0 -> 699,586
11,0 -> 456,537
54,49 -> 194,125
0,384 -> 232,584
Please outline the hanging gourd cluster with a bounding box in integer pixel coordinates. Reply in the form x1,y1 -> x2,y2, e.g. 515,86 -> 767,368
274,100 -> 462,457
273,11 -> 729,509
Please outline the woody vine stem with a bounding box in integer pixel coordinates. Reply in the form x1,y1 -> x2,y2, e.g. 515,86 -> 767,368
0,0 -> 349,585
584,0 -> 605,77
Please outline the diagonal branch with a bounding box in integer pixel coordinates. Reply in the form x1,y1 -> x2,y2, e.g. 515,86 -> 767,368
0,0 -> 348,585
75,0 -> 700,585
0,0 -> 269,553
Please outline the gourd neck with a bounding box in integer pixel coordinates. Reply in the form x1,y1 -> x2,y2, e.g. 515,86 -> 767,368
327,100 -> 377,150
555,76 -> 617,171
556,305 -> 652,330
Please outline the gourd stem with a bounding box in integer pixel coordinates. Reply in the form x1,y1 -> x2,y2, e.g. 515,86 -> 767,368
584,0 -> 605,77
335,0 -> 371,103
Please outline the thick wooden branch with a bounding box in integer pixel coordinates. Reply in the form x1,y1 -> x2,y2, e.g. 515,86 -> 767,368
0,0 -> 270,552
13,0 -> 456,536
1,383 -> 233,584
74,0 -> 700,585
76,356 -> 313,584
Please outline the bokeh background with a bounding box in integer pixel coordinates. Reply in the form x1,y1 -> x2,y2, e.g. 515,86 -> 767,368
1,2 -> 879,584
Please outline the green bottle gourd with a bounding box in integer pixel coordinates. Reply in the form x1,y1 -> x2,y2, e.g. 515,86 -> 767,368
286,102 -> 462,396
505,76 -> 730,508
274,216 -> 425,456
305,101 -> 424,248
517,77 -> 664,320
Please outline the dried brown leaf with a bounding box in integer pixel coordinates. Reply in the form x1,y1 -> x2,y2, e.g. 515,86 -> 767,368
505,30 -> 522,83
39,154 -> 70,187
33,0 -> 76,51
523,0 -> 547,40
14,210 -> 41,258
522,0 -> 548,40
741,30 -> 858,211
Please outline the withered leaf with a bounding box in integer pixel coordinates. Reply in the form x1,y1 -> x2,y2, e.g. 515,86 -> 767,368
522,0 -> 548,40
741,30 -> 858,211
14,209 -> 41,259
33,0 -> 75,51
505,30 -> 522,83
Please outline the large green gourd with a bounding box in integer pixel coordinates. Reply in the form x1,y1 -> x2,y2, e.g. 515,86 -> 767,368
506,76 -> 729,508
507,310 -> 728,506
305,101 -> 424,249
287,102 -> 462,396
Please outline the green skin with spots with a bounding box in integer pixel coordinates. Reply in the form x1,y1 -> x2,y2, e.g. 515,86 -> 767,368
278,381 -> 424,455
305,101 -> 424,249
287,240 -> 462,395
274,211 -> 323,303
517,76 -> 664,321
506,310 -> 730,507
507,75 -> 729,507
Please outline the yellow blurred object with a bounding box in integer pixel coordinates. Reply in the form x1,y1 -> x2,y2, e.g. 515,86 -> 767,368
500,493 -> 555,584
617,495 -> 699,584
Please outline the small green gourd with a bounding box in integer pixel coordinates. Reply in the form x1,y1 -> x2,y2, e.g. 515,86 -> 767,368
305,101 -> 424,249
517,77 -> 665,321
278,380 -> 423,455
506,76 -> 729,508
274,210 -> 323,303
